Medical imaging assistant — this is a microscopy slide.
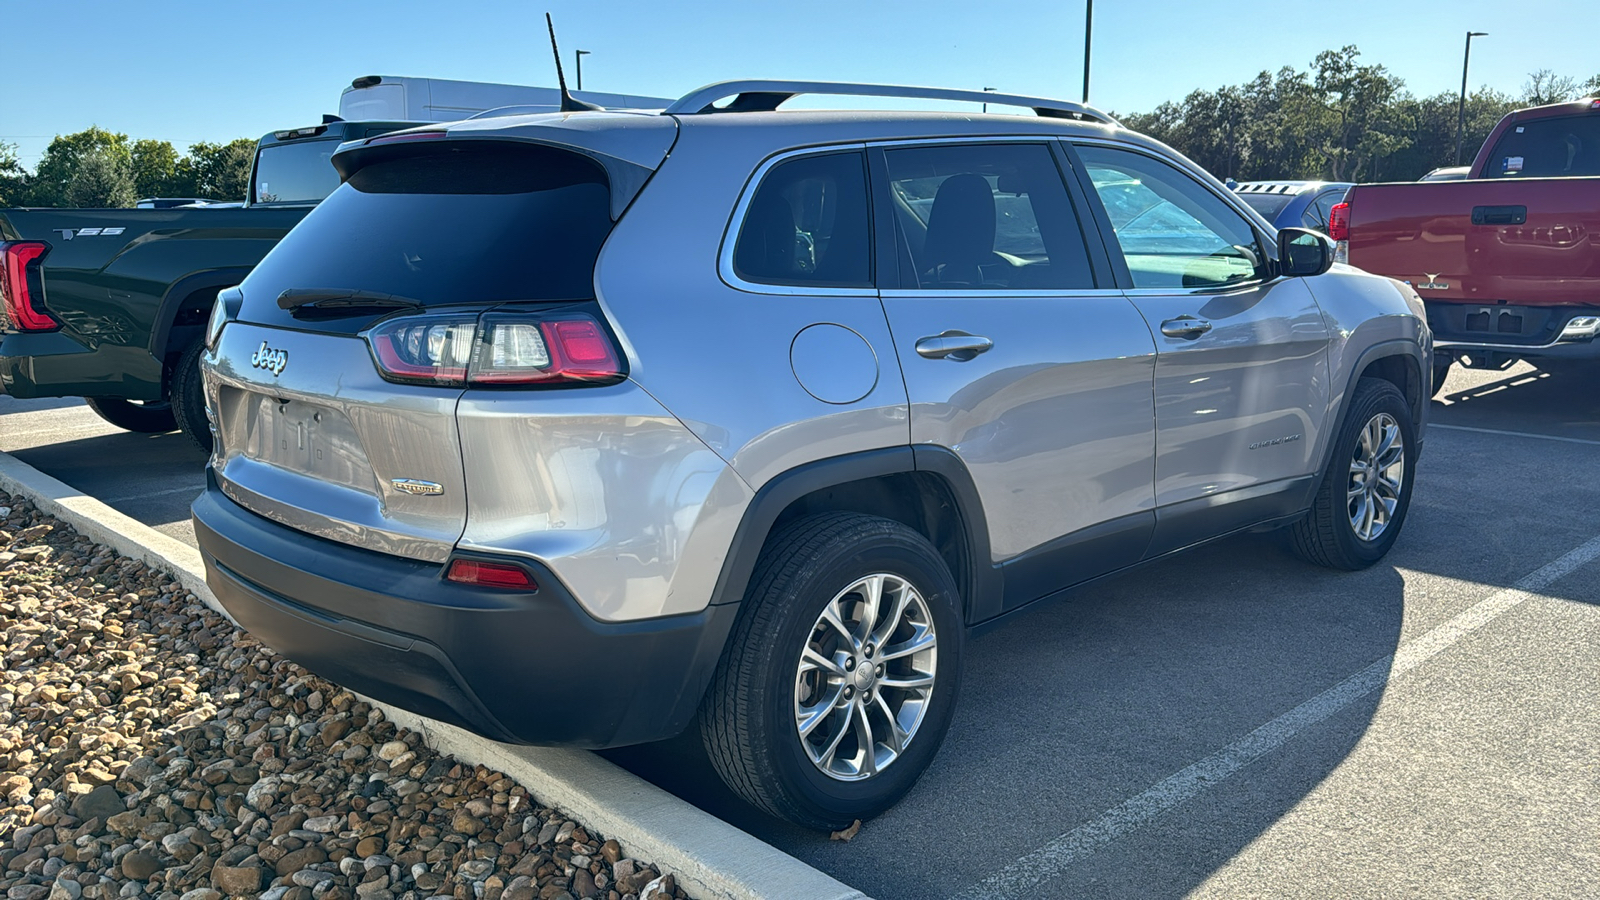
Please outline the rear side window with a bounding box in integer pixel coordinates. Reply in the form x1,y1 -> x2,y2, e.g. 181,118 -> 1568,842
1482,114 -> 1600,178
884,142 -> 1094,290
732,151 -> 872,288
240,143 -> 612,331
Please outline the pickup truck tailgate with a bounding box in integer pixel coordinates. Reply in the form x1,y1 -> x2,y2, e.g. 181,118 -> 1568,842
1347,178 -> 1600,308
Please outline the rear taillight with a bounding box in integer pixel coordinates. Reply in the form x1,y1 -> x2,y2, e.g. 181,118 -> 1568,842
1327,202 -> 1351,242
445,559 -> 538,590
0,242 -> 58,332
363,309 -> 624,388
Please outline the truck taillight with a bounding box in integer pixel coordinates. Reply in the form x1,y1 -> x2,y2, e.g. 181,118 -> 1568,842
1327,202 -> 1351,243
0,242 -> 58,332
363,309 -> 624,387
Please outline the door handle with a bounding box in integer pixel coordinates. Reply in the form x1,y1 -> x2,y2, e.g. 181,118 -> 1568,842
915,331 -> 994,361
1160,316 -> 1213,339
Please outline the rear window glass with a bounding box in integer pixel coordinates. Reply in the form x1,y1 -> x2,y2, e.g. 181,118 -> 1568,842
252,140 -> 343,205
732,151 -> 872,288
240,143 -> 612,332
1235,191 -> 1294,219
1482,113 -> 1600,178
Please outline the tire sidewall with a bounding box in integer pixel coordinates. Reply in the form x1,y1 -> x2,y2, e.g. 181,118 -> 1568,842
171,340 -> 213,453
1332,382 -> 1417,565
761,531 -> 963,826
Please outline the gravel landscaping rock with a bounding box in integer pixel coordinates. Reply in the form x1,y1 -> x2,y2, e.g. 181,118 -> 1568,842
0,493 -> 692,900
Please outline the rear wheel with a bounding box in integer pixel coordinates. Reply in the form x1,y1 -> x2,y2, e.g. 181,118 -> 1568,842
1290,378 -> 1416,570
169,340 -> 212,454
700,513 -> 963,829
84,397 -> 177,434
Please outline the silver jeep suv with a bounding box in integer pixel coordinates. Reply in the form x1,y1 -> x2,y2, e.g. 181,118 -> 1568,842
192,81 -> 1431,829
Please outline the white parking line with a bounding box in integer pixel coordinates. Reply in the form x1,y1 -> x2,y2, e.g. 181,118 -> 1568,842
1432,423 -> 1600,447
98,484 -> 204,503
957,532 -> 1600,900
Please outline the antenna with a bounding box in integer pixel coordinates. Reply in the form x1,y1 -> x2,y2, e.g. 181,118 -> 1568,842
545,13 -> 601,112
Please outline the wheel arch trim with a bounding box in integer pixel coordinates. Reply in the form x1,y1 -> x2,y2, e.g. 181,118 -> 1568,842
1318,339 -> 1427,482
149,267 -> 254,363
706,446 -> 996,624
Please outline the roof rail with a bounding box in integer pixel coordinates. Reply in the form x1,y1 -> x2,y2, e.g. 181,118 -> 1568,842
663,80 -> 1118,125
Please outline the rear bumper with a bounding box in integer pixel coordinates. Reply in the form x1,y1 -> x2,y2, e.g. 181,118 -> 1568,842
191,470 -> 738,748
0,331 -> 92,398
1428,303 -> 1600,359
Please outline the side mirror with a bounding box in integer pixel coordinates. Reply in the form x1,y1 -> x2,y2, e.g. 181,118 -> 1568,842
1278,227 -> 1335,277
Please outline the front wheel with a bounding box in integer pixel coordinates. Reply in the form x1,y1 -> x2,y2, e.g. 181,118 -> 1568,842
84,397 -> 177,434
700,513 -> 963,829
1290,378 -> 1417,570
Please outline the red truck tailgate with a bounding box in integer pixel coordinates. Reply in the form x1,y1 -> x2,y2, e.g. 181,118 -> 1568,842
1346,178 -> 1600,307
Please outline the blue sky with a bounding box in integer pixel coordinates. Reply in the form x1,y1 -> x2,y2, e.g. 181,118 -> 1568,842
1,0 -> 1592,168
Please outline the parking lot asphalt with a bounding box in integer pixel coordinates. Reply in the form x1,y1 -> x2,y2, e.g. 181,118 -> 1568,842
4,358 -> 1599,899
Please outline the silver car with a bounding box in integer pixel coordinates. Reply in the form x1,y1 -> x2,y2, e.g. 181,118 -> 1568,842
192,80 -> 1431,830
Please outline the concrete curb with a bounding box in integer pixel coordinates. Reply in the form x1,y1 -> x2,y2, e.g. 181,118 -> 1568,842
0,449 -> 869,900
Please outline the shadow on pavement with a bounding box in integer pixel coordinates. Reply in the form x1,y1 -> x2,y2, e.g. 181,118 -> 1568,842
607,532 -> 1407,898
1434,359 -> 1600,439
608,396 -> 1600,897
5,429 -> 207,529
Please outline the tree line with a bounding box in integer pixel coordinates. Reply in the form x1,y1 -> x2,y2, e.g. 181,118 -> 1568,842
3,47 -> 1598,208
0,129 -> 256,208
1117,48 -> 1600,183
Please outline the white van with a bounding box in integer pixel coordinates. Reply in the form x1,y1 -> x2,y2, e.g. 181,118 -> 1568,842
338,76 -> 672,122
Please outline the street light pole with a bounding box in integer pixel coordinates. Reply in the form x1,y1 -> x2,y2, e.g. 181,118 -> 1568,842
575,49 -> 591,92
1454,31 -> 1487,166
982,86 -> 996,113
1082,0 -> 1093,103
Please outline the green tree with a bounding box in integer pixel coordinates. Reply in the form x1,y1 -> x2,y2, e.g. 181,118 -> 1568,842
29,126 -> 135,207
1580,74 -> 1600,97
64,148 -> 137,208
1523,70 -> 1581,105
178,138 -> 255,201
131,139 -> 188,199
0,142 -> 26,207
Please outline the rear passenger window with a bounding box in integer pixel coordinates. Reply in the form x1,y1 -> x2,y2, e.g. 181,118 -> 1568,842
732,151 -> 872,288
884,143 -> 1094,290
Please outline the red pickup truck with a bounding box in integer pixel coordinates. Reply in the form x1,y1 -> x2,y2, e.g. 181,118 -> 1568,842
1333,98 -> 1600,391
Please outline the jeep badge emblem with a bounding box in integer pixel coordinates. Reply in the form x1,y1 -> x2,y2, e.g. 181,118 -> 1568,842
391,479 -> 444,496
250,341 -> 288,375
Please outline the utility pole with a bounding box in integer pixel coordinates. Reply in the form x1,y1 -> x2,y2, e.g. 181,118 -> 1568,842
1082,0 -> 1093,103
575,49 -> 591,91
1455,31 -> 1487,165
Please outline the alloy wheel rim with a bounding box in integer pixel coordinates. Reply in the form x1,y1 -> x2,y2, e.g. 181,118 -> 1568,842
793,573 -> 938,782
1347,412 -> 1405,542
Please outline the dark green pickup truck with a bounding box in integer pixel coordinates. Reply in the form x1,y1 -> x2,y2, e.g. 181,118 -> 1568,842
0,120 -> 415,449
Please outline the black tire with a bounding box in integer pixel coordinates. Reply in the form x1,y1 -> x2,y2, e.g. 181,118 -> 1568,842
1290,378 -> 1417,570
169,340 -> 212,454
700,513 -> 964,830
84,397 -> 176,434
1431,356 -> 1453,398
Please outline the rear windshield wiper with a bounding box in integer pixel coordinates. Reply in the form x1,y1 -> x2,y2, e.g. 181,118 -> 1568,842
277,288 -> 424,316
